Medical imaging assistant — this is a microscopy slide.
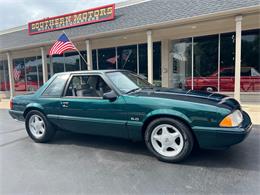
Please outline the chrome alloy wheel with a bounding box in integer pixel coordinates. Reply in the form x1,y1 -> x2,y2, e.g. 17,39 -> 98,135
151,124 -> 184,157
28,114 -> 45,138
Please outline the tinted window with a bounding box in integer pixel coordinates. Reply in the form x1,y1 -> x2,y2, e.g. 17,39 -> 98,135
220,68 -> 234,76
117,45 -> 137,72
98,47 -> 116,70
220,32 -> 235,91
42,74 -> 69,97
194,35 -> 218,78
64,52 -> 80,72
65,75 -> 111,97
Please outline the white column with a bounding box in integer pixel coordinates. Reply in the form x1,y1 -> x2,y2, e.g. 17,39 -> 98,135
86,40 -> 93,70
40,47 -> 48,83
147,30 -> 153,84
6,52 -> 15,98
234,16 -> 242,101
161,39 -> 170,87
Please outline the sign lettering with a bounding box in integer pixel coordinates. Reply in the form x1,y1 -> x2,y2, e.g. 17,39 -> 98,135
28,4 -> 115,35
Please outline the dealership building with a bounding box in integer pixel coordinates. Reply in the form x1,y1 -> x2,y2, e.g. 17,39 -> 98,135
0,0 -> 259,102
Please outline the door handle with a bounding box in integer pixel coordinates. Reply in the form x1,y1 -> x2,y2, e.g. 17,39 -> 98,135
61,101 -> 69,108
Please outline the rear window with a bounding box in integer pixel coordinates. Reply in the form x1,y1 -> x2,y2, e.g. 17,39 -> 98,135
42,74 -> 69,97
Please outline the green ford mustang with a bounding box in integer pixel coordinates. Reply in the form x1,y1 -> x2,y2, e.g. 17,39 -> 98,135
9,70 -> 252,162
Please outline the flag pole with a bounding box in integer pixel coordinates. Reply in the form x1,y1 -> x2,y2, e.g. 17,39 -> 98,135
62,31 -> 89,69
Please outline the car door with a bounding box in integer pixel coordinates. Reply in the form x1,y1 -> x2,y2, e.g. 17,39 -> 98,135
39,74 -> 70,129
58,73 -> 128,138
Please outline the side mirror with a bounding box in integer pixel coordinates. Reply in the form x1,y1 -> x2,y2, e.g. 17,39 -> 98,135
103,90 -> 117,102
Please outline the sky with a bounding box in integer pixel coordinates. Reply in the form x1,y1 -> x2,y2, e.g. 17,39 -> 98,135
0,0 -> 126,31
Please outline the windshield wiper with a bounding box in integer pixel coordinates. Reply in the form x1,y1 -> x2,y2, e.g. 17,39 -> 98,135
126,87 -> 141,94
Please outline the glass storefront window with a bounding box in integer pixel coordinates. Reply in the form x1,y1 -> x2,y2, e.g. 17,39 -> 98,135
241,29 -> 260,92
153,42 -> 161,86
90,43 -> 161,85
52,55 -> 65,74
220,32 -> 235,92
138,43 -> 148,79
98,47 -> 116,70
13,58 -> 26,92
80,51 -> 88,70
64,52 -> 80,72
0,60 -> 9,91
138,42 -> 162,86
92,50 -> 98,70
170,38 -> 192,89
117,45 -> 137,72
193,35 -> 218,91
170,29 -> 259,93
24,57 -> 39,91
47,55 -> 52,79
48,51 -> 84,76
37,56 -> 43,87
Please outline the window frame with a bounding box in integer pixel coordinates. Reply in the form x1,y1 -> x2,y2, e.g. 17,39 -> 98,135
62,73 -> 117,99
40,74 -> 70,98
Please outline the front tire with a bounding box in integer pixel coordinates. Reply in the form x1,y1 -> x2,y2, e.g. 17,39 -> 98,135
25,110 -> 56,143
145,118 -> 194,163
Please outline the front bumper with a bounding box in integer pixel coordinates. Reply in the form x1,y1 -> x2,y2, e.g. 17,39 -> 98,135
193,111 -> 252,149
9,110 -> 25,121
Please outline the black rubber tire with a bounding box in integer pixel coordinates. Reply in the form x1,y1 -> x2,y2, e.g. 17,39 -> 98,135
144,117 -> 194,163
25,110 -> 56,143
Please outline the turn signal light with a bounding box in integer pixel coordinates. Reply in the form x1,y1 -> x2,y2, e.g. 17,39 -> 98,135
219,116 -> 233,127
219,110 -> 243,127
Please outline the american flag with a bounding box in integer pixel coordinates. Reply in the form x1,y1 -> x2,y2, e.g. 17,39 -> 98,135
49,33 -> 76,55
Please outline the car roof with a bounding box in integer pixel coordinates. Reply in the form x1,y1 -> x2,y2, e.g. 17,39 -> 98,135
55,69 -> 129,76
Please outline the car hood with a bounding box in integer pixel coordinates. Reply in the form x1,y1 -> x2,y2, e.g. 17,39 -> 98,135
132,87 -> 240,111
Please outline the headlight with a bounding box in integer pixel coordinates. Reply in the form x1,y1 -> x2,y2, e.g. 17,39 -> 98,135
219,110 -> 243,127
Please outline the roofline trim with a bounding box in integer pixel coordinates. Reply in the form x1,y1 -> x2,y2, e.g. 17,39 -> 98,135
0,25 -> 27,35
1,4 -> 259,53
0,0 -> 149,35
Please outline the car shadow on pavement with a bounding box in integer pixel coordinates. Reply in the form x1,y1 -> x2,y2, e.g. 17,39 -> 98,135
52,131 -> 150,156
50,127 -> 260,171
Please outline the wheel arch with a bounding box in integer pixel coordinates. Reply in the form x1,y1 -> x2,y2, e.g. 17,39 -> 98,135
23,103 -> 45,118
141,110 -> 199,146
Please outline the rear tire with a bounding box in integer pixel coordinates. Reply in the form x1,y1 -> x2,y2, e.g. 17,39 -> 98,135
144,117 -> 194,163
25,110 -> 56,143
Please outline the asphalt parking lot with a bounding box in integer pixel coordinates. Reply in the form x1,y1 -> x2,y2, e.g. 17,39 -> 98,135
0,109 -> 259,194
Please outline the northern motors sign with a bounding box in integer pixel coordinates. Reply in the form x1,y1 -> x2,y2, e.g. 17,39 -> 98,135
28,4 -> 115,35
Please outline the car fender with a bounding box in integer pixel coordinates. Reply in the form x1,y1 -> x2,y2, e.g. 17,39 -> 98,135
128,109 -> 192,141
143,109 -> 192,125
23,103 -> 45,117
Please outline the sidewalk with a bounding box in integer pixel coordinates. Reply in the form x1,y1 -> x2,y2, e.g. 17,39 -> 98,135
0,99 -> 10,109
241,104 -> 260,125
0,98 -> 259,125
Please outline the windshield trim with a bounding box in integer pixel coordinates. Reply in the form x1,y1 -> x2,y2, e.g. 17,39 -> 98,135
105,71 -> 153,94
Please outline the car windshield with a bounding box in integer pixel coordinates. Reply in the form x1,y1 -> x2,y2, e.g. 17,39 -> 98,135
106,71 -> 153,93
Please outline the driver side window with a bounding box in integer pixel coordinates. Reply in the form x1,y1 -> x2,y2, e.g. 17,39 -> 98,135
65,75 -> 111,98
